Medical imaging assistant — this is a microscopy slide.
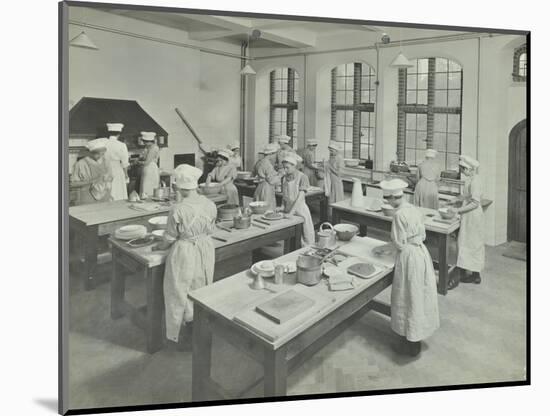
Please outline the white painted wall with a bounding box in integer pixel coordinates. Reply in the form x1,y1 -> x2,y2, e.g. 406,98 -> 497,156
247,34 -> 527,246
68,7 -> 242,172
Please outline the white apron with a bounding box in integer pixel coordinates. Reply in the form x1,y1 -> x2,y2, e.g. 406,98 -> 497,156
211,165 -> 240,205
253,158 -> 278,210
390,203 -> 439,342
414,160 -> 441,209
282,173 -> 315,246
104,137 -> 129,201
163,199 -> 216,342
457,175 -> 485,272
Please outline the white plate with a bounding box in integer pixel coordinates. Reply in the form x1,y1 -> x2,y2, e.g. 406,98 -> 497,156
262,213 -> 284,221
251,260 -> 275,276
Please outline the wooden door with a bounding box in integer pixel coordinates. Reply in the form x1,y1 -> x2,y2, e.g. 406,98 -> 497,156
507,119 -> 527,242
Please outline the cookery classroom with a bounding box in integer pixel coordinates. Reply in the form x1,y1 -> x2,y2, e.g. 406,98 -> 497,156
61,2 -> 528,413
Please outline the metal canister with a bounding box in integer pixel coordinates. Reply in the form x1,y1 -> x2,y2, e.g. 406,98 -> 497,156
274,264 -> 285,285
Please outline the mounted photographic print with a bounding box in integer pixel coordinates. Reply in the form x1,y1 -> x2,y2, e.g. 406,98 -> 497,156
59,0 -> 530,414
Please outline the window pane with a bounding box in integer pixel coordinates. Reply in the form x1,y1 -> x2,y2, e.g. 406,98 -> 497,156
434,114 -> 447,132
448,72 -> 461,89
336,77 -> 346,90
407,91 -> 417,104
345,127 -> 353,139
405,148 -> 416,164
449,60 -> 461,72
417,114 -> 427,131
435,73 -> 448,89
406,114 -> 416,130
417,91 -> 428,105
435,90 -> 447,107
447,133 -> 460,153
345,110 -> 354,126
281,110 -> 287,122
407,74 -> 417,89
361,90 -> 370,103
418,59 -> 429,73
448,90 -> 461,107
417,74 -> 428,89
336,111 -> 345,125
345,63 -> 354,76
336,91 -> 346,104
335,65 -> 345,76
416,150 -> 425,164
417,131 -> 427,145
346,91 -> 354,104
435,58 -> 448,72
433,132 -> 447,152
406,130 -> 416,144
336,126 -> 345,139
446,153 -> 459,170
448,114 -> 460,133
361,112 -> 369,126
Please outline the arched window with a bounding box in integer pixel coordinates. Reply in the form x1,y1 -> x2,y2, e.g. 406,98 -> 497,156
397,57 -> 463,170
330,62 -> 376,162
269,67 -> 299,146
513,44 -> 527,82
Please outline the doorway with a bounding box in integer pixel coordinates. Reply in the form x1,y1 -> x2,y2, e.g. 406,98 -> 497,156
507,119 -> 527,243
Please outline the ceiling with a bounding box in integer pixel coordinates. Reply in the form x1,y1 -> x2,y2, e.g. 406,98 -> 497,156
104,9 -> 459,50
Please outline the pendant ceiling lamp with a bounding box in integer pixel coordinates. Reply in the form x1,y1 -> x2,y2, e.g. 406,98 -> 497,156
70,31 -> 99,50
390,28 -> 412,68
240,30 -> 261,76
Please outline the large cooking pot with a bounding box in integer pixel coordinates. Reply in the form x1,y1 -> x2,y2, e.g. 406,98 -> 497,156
296,255 -> 323,286
217,204 -> 240,221
233,215 -> 251,229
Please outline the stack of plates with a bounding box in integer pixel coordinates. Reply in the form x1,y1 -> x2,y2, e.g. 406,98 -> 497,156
115,225 -> 147,241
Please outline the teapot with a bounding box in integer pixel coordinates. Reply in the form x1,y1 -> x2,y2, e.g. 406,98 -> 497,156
316,222 -> 336,248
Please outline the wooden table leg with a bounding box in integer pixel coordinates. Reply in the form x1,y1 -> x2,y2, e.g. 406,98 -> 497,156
264,346 -> 287,397
331,207 -> 340,225
192,306 -> 213,402
319,196 -> 328,223
110,248 -> 125,320
437,234 -> 450,296
82,225 -> 99,291
146,266 -> 165,353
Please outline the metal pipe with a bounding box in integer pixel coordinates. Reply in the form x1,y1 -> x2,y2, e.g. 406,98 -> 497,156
476,36 -> 481,160
302,53 -> 307,145
239,42 -> 247,168
68,20 -> 251,60
254,32 -> 502,60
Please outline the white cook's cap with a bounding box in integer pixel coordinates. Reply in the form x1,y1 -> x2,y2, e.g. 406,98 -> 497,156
263,143 -> 279,155
86,138 -> 109,152
459,155 -> 479,169
328,141 -> 343,151
380,178 -> 408,197
174,164 -> 202,190
425,149 -> 437,158
140,131 -> 156,141
217,149 -> 232,160
106,123 -> 124,132
276,135 -> 291,144
282,154 -> 298,166
306,139 -> 318,146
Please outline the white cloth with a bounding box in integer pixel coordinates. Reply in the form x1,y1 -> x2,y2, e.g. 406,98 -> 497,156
104,136 -> 129,201
380,178 -> 408,197
282,171 -> 315,246
457,175 -> 485,272
106,123 -> 123,132
163,196 -> 217,341
390,202 -> 440,342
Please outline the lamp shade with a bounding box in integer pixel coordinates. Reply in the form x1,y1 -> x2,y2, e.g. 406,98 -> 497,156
70,31 -> 99,50
390,52 -> 413,68
240,63 -> 256,76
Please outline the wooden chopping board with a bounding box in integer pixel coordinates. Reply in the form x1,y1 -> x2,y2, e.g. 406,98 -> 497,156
255,290 -> 315,324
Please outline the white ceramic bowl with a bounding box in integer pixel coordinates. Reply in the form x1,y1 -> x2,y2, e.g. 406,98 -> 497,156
249,201 -> 269,215
199,182 -> 222,195
438,207 -> 456,220
148,216 -> 168,230
115,225 -> 147,240
333,223 -> 359,241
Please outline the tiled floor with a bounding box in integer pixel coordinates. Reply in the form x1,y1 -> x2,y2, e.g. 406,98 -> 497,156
67,202 -> 527,410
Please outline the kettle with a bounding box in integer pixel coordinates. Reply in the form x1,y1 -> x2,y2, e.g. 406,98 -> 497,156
350,178 -> 364,208
316,222 -> 336,248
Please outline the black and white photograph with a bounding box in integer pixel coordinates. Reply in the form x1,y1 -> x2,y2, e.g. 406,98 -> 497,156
57,0 -> 532,414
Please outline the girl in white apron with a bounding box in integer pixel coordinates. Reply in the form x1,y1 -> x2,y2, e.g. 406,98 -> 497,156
446,155 -> 485,290
104,122 -> 129,201
375,178 -> 439,357
139,132 -> 160,198
326,141 -> 345,203
414,149 -> 441,209
206,149 -> 240,205
302,139 -> 318,186
280,154 -> 315,246
153,164 -> 217,351
253,143 -> 280,211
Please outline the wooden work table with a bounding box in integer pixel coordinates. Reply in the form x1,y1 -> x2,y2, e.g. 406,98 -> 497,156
109,215 -> 304,353
69,194 -> 227,290
189,236 -> 394,401
331,198 -> 459,295
235,181 -> 329,225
